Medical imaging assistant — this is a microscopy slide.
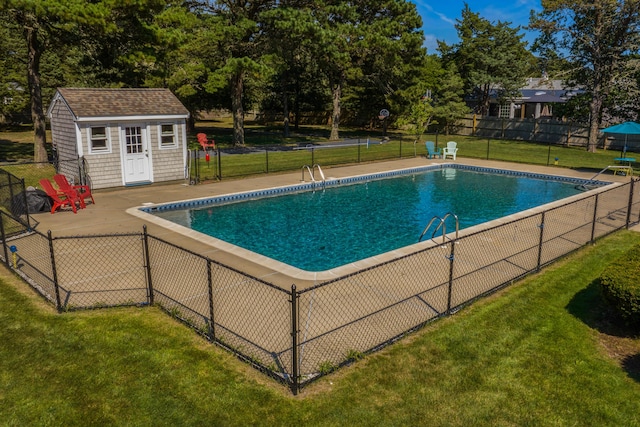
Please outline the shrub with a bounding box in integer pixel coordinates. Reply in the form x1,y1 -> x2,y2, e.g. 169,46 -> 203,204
345,349 -> 364,362
599,244 -> 640,326
318,361 -> 337,375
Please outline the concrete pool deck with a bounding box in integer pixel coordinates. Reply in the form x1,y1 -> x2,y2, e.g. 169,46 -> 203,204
29,157 -> 639,286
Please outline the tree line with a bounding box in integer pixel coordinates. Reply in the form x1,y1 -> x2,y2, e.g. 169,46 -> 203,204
2,0 -> 640,162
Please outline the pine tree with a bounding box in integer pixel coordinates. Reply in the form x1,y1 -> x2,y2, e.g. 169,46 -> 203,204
530,0 -> 640,152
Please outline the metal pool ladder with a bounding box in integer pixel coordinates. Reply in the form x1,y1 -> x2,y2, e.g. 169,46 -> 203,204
301,164 -> 326,189
419,212 -> 459,244
575,164 -> 634,191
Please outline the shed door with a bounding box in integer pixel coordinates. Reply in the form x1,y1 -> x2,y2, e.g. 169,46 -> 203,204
122,125 -> 151,184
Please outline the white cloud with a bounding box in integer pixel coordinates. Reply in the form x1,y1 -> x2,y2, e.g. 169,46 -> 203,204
423,34 -> 440,54
415,1 -> 456,26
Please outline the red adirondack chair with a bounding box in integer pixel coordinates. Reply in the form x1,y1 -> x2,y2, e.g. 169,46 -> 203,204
53,174 -> 94,208
39,178 -> 81,214
196,133 -> 216,150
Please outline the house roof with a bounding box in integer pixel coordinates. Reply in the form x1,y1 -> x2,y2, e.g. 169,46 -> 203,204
520,92 -> 569,103
50,88 -> 190,120
471,78 -> 583,105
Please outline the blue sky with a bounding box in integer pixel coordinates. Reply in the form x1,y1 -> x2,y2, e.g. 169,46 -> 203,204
411,0 -> 543,53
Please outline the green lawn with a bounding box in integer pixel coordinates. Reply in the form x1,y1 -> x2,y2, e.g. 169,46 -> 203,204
1,231 -> 639,426
448,135 -> 630,170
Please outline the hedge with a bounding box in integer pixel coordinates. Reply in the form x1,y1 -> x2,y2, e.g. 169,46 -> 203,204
599,244 -> 640,326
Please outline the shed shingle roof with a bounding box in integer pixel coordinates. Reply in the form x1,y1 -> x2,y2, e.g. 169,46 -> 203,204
56,88 -> 189,119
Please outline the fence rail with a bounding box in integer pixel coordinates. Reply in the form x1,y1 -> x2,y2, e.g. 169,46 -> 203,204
1,177 -> 638,394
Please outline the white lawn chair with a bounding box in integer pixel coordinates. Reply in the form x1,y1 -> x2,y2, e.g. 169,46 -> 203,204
442,141 -> 458,160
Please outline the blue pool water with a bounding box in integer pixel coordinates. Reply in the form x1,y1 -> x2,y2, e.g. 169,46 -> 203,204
152,167 -> 587,272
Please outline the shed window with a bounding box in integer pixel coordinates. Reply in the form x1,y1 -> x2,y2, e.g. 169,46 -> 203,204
89,126 -> 110,153
159,124 -> 177,148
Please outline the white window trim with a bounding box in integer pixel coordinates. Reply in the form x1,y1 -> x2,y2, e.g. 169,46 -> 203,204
158,123 -> 178,149
87,125 -> 112,154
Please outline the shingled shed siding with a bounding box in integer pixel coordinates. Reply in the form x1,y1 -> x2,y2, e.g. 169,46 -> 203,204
48,100 -> 80,180
81,123 -> 125,190
148,121 -> 186,182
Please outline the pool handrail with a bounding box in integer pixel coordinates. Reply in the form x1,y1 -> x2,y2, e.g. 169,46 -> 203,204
419,212 -> 459,245
301,164 -> 326,189
588,164 -> 634,180
312,164 -> 326,182
301,165 -> 315,183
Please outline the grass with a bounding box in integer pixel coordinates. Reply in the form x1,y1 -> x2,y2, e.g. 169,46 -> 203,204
0,124 -> 42,157
204,139 -> 418,180
0,162 -> 57,189
1,231 -> 639,425
0,125 -> 55,188
450,135 -> 629,171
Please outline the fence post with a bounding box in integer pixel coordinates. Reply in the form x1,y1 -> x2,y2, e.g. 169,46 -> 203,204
446,242 -> 456,315
142,225 -> 154,306
7,172 -> 14,205
19,177 -> 31,230
311,147 -> 315,166
590,194 -> 600,243
357,138 -> 361,163
636,179 -> 640,224
47,231 -> 62,312
626,179 -> 636,229
0,212 -> 8,267
290,284 -> 299,395
399,138 -> 403,158
217,148 -> 222,180
265,149 -> 269,174
536,212 -> 546,272
207,259 -> 215,341
195,150 -> 200,183
76,155 -> 83,186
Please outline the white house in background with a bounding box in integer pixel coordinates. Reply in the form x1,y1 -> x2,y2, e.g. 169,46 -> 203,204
46,88 -> 190,190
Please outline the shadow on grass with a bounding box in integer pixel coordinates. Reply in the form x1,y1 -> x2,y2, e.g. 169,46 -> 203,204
567,279 -> 640,382
0,139 -> 35,161
623,353 -> 640,382
567,279 -> 637,337
193,120 -> 395,148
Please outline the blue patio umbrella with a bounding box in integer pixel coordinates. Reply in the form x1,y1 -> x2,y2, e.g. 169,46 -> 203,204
601,121 -> 640,156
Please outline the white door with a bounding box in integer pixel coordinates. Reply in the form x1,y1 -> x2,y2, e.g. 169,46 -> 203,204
122,125 -> 151,184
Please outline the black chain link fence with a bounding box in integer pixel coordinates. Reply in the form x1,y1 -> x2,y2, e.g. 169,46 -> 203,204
0,178 -> 638,394
187,137 -> 421,183
0,168 -> 31,229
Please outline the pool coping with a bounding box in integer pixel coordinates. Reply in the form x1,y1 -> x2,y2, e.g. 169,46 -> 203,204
126,163 -> 617,283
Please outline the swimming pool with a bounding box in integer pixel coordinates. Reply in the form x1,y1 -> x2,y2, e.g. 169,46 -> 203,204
141,164 -> 605,273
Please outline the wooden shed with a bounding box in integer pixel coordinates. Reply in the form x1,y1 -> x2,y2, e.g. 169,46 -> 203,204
47,88 -> 190,190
